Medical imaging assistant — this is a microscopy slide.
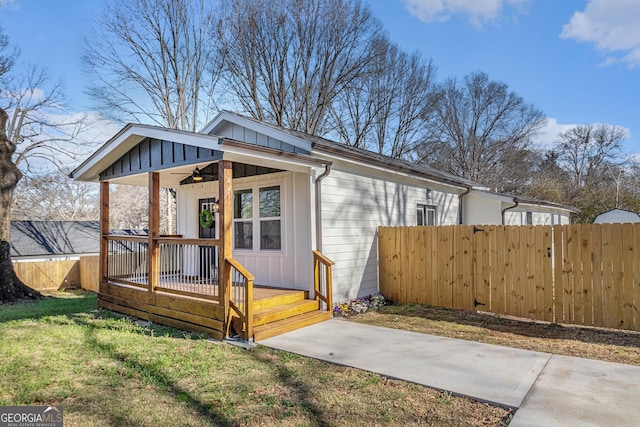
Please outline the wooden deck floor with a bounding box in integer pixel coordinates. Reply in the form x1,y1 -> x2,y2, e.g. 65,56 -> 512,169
112,274 -> 306,303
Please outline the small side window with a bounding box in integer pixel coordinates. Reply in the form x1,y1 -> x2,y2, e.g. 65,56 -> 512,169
526,211 -> 533,225
417,204 -> 437,226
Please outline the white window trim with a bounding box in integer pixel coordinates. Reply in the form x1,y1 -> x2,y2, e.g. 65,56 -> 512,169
417,202 -> 438,226
232,179 -> 285,253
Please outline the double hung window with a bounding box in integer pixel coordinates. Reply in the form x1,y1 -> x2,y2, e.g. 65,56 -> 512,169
233,185 -> 282,251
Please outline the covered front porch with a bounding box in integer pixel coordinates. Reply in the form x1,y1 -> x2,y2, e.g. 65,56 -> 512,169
75,124 -> 335,341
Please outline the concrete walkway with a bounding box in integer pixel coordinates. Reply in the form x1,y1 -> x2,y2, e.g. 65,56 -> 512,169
260,319 -> 640,426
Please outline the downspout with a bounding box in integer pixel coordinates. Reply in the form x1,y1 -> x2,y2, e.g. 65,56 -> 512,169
458,187 -> 471,225
501,197 -> 519,225
315,163 -> 332,252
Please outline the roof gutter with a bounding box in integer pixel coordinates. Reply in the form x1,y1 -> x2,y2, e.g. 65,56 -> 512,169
501,197 -> 519,225
314,163 -> 332,252
458,187 -> 471,224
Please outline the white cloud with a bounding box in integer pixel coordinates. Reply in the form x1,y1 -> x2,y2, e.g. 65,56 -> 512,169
560,0 -> 640,68
402,0 -> 530,27
534,117 -> 631,150
534,118 -> 576,148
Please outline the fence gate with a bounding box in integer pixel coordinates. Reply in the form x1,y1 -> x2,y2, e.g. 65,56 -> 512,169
471,225 -> 554,322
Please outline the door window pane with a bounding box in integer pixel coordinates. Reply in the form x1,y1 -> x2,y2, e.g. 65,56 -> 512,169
260,220 -> 281,250
259,186 -> 280,217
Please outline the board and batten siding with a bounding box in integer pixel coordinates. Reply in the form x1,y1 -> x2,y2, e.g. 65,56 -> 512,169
214,121 -> 309,153
320,165 -> 460,302
176,171 -> 312,290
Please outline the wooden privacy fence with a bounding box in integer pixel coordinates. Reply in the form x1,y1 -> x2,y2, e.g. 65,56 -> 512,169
378,224 -> 640,332
13,255 -> 100,292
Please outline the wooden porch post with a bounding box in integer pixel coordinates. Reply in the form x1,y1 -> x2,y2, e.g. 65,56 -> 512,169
148,172 -> 160,292
99,181 -> 109,294
218,160 -> 233,334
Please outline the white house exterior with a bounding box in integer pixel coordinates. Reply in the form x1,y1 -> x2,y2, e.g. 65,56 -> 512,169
72,110 -> 576,302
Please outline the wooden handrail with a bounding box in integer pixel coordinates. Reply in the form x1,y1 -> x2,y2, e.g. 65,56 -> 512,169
105,235 -> 148,242
106,235 -> 220,247
156,237 -> 221,246
225,256 -> 255,281
312,249 -> 335,266
225,256 -> 254,341
313,250 -> 334,312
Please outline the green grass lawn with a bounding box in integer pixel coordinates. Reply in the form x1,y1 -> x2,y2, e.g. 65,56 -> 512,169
0,292 -> 509,426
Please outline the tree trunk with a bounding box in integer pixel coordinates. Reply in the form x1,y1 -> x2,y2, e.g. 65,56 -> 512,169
0,107 -> 40,302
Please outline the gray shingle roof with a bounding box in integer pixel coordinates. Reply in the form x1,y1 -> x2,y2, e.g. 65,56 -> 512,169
10,221 -> 100,258
217,110 -> 486,189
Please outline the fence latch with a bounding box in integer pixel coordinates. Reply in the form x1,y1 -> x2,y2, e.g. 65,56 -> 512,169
473,226 -> 485,234
474,298 -> 486,308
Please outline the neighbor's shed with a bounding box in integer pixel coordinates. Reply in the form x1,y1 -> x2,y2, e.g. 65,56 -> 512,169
593,208 -> 640,224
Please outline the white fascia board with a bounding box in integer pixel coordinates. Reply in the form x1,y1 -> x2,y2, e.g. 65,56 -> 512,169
469,189 -> 515,203
220,142 -> 322,173
70,124 -> 221,182
514,202 -> 575,215
203,111 -> 313,153
313,151 -> 469,193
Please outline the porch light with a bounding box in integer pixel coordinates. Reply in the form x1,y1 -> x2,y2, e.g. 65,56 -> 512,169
192,167 -> 204,182
211,199 -> 219,213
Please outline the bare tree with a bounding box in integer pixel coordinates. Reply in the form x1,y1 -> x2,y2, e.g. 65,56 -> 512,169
556,124 -> 626,188
0,104 -> 33,301
3,65 -> 89,174
220,0 -> 382,135
108,184 -> 175,234
12,169 -> 99,221
0,22 -> 36,301
0,24 -> 90,301
0,27 -> 16,84
327,37 -> 437,158
419,71 -> 546,188
84,0 -> 222,132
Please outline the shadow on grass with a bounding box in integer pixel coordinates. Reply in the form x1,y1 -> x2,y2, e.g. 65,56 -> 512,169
75,317 -> 234,427
375,303 -> 640,349
247,349 -> 329,426
0,292 -> 98,323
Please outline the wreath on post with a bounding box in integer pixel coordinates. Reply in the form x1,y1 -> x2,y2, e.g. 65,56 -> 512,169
199,208 -> 214,228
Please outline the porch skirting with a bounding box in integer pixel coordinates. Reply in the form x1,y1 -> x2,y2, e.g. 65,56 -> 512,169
98,281 -> 226,339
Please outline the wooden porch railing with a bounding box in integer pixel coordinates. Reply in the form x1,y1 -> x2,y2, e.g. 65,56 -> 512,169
105,235 -> 221,299
313,250 -> 334,312
225,256 -> 255,341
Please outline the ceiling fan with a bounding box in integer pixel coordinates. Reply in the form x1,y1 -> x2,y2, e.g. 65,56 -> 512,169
171,166 -> 215,182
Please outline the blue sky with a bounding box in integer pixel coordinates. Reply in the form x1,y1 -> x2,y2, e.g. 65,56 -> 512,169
1,0 -> 639,159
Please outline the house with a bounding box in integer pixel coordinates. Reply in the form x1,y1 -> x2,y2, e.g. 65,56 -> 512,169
11,220 -> 100,261
593,208 -> 640,224
70,110 -> 576,340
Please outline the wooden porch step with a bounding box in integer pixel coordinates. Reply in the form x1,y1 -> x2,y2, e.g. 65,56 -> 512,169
253,299 -> 320,326
252,288 -> 308,311
253,310 -> 332,342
